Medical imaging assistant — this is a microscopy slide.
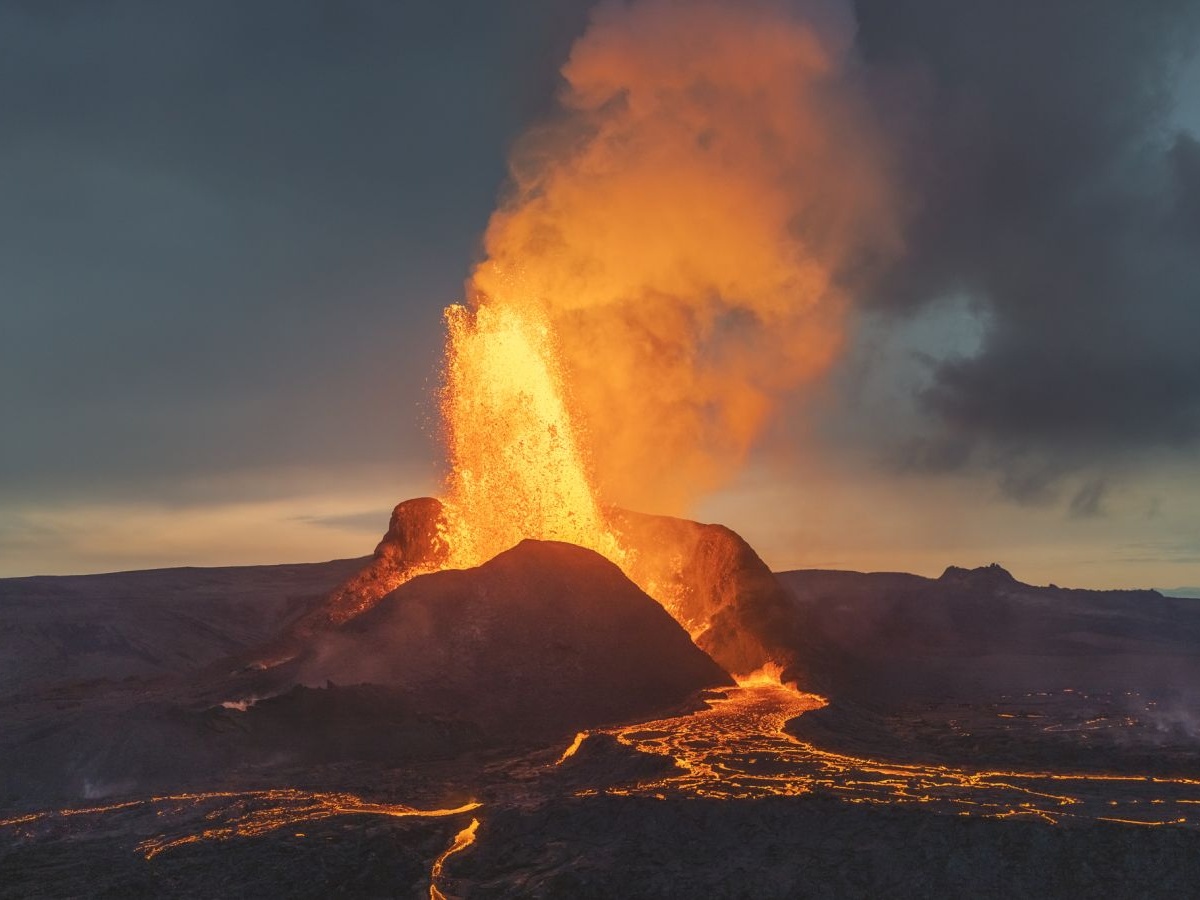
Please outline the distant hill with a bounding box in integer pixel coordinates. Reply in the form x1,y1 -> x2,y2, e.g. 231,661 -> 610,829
0,558 -> 367,693
1161,587 -> 1200,599
775,563 -> 1200,702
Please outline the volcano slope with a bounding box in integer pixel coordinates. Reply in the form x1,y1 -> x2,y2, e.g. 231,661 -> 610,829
0,540 -> 731,809
275,539 -> 734,740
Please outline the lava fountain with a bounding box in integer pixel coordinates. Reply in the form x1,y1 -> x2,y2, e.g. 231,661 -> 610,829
309,0 -> 899,665
437,298 -> 704,631
423,0 -> 898,609
438,300 -> 624,572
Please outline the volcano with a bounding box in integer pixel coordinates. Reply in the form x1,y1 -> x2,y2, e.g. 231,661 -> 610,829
279,497 -> 805,681
261,539 -> 733,740
0,512 -> 753,808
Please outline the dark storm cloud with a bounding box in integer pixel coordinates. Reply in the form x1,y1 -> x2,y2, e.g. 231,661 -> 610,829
0,0 -> 591,504
1172,131 -> 1200,232
851,0 -> 1200,494
1068,477 -> 1108,520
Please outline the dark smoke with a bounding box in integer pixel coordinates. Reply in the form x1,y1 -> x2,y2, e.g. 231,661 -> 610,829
848,0 -> 1200,498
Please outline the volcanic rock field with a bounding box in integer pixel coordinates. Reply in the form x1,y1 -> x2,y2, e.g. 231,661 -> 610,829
3,503 -> 1200,898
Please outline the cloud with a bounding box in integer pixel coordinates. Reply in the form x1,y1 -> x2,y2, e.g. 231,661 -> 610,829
293,510 -> 393,533
1068,478 -> 1108,519
466,0 -> 899,513
5,0 -> 1200,579
842,0 -> 1200,496
0,0 -> 594,504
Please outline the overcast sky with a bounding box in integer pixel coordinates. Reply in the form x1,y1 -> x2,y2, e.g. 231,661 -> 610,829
3,0 -> 1200,588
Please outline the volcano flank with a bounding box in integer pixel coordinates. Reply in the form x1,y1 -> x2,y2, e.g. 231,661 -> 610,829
290,539 -> 734,738
282,497 -> 806,682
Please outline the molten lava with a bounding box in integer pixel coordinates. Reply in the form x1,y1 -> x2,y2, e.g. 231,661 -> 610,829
425,0 -> 897,626
437,299 -> 713,639
734,661 -> 797,690
429,816 -> 480,900
570,682 -> 1200,826
439,301 -> 624,572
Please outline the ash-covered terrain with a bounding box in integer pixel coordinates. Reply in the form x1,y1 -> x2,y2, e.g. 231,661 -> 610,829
3,501 -> 1200,899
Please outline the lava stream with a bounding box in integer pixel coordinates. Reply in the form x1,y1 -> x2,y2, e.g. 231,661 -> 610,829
580,682 -> 1200,827
0,790 -> 481,860
429,817 -> 481,900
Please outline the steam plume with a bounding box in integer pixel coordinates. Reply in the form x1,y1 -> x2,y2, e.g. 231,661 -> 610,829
470,0 -> 898,513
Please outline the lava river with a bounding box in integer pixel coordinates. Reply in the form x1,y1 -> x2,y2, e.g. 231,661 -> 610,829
564,681 -> 1200,827
6,681 -> 1200,898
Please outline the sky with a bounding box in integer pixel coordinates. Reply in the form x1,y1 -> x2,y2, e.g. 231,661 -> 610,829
3,0 -> 1200,589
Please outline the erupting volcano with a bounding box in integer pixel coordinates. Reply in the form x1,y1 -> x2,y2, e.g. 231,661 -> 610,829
6,0 -> 1200,897
370,0 -> 897,645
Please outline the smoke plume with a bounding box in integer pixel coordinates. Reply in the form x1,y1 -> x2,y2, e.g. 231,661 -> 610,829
469,0 -> 898,513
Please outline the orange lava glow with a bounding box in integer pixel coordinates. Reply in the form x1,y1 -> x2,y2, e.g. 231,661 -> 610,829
439,302 -> 624,572
734,661 -> 800,690
429,816 -> 480,900
0,790 -> 480,861
583,683 -> 1200,826
556,731 -> 589,765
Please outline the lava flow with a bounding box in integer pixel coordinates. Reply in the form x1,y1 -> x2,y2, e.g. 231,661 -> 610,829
429,817 -> 481,900
0,790 -> 480,861
563,676 -> 1200,827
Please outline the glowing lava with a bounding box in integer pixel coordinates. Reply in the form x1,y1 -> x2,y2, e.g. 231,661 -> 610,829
429,816 -> 480,900
439,301 -> 625,571
734,661 -> 796,689
584,682 -> 1200,826
0,790 -> 481,860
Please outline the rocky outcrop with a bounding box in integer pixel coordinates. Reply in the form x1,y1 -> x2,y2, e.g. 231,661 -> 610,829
607,508 -> 802,679
939,562 -> 1020,590
292,497 -> 448,632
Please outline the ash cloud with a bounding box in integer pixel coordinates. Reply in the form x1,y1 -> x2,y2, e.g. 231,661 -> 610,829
849,0 -> 1200,495
468,0 -> 1200,516
472,0 -> 900,514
